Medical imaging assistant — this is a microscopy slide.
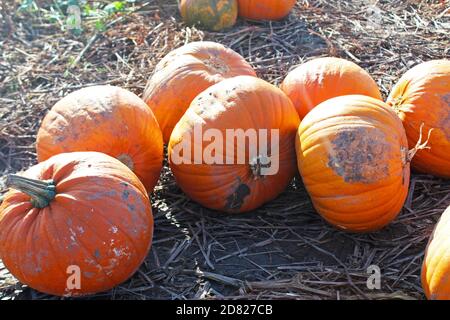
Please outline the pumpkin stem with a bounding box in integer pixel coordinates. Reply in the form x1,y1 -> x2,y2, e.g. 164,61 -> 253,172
6,175 -> 56,208
408,123 -> 433,162
249,155 -> 271,180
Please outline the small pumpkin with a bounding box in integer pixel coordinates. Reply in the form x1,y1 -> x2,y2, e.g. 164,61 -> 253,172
169,76 -> 300,213
296,95 -> 410,232
143,41 -> 256,143
178,0 -> 238,31
0,152 -> 154,296
422,205 -> 450,300
281,57 -> 382,119
36,85 -> 164,192
238,0 -> 296,20
387,59 -> 450,178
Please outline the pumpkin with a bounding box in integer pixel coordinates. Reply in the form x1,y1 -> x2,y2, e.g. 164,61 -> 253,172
36,85 -> 164,192
143,41 -> 256,143
296,95 -> 410,232
422,205 -> 450,300
387,59 -> 450,178
0,152 -> 153,296
281,57 -> 382,119
178,0 -> 238,31
237,0 -> 296,20
169,76 -> 300,213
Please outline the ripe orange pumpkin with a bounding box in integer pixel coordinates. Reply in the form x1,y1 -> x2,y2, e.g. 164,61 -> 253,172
296,95 -> 410,232
143,41 -> 256,143
179,0 -> 238,31
237,0 -> 296,20
281,57 -> 382,119
169,76 -> 300,213
422,205 -> 450,300
0,152 -> 154,296
36,85 -> 164,192
387,59 -> 450,178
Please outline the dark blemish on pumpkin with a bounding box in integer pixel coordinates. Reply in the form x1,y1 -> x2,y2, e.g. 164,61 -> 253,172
86,190 -> 117,200
94,249 -> 101,259
120,182 -> 129,187
122,190 -> 130,200
328,128 -> 390,184
225,182 -> 250,212
441,93 -> 450,140
127,204 -> 135,211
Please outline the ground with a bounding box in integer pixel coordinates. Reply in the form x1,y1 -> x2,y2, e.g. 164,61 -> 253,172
0,0 -> 449,300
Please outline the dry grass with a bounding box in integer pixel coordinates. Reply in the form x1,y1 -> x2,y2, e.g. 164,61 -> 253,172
0,0 -> 449,300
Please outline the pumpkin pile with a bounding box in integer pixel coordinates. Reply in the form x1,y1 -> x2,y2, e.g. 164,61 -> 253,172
178,0 -> 297,31
0,35 -> 448,299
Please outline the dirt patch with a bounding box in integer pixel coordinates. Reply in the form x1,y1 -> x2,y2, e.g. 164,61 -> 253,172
225,180 -> 250,212
328,128 -> 390,184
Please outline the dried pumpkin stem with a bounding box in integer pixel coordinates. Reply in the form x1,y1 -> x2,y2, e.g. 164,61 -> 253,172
408,123 -> 434,162
250,155 -> 271,180
6,175 -> 56,209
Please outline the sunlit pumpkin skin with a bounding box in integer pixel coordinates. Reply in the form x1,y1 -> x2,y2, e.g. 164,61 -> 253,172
281,57 -> 382,119
179,0 -> 238,31
0,152 -> 154,297
238,0 -> 296,20
143,41 -> 256,143
387,60 -> 450,178
36,85 -> 164,192
169,76 -> 300,213
296,95 -> 410,232
422,205 -> 450,300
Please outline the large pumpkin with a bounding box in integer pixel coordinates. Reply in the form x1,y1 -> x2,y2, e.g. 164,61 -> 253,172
169,76 -> 300,213
178,0 -> 238,31
143,41 -> 256,143
237,0 -> 296,20
422,205 -> 450,300
36,85 -> 164,192
387,59 -> 450,178
0,152 -> 154,296
296,95 -> 410,232
281,57 -> 382,119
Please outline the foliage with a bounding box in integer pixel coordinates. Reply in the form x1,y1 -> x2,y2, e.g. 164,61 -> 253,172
17,0 -> 136,35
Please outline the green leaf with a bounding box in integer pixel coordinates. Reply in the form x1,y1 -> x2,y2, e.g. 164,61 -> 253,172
104,1 -> 125,14
95,20 -> 106,32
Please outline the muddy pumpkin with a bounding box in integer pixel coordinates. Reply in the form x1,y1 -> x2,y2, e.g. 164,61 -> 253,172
422,205 -> 450,300
36,85 -> 164,192
169,76 -> 300,213
296,95 -> 410,232
178,0 -> 238,31
281,57 -> 382,119
143,41 -> 256,143
237,0 -> 296,20
0,152 -> 154,296
387,59 -> 450,178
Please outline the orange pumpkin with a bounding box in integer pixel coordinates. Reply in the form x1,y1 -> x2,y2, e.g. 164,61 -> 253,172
238,0 -> 296,20
179,0 -> 238,31
281,57 -> 382,119
0,152 -> 153,296
387,59 -> 450,178
422,205 -> 450,300
169,76 -> 300,213
296,95 -> 410,232
36,85 -> 164,192
143,41 -> 256,143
